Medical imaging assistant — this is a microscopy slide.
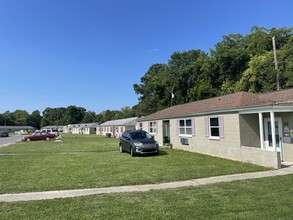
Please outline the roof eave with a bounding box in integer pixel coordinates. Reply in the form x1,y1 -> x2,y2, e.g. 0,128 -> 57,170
137,104 -> 293,121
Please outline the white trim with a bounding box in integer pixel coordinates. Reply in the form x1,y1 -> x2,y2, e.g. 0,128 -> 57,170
209,117 -> 221,139
179,134 -> 192,138
149,121 -> 157,134
209,136 -> 220,140
258,113 -> 264,149
263,116 -> 283,152
178,118 -> 193,136
270,112 -> 277,152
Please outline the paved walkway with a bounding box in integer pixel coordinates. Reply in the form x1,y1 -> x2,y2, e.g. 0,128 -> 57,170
0,135 -> 22,148
1,164 -> 293,203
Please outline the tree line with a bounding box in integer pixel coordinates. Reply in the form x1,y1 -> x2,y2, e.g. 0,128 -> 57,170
0,106 -> 136,129
1,26 -> 293,128
133,26 -> 293,115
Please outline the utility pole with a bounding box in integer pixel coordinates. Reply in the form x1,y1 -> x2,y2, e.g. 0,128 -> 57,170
171,88 -> 174,106
272,36 -> 280,91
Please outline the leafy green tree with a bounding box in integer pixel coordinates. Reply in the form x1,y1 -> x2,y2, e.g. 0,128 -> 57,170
235,52 -> 276,92
133,64 -> 170,114
41,108 -> 57,127
13,110 -> 30,126
41,107 -> 69,127
0,111 -> 15,126
82,111 -> 97,123
28,110 -> 42,129
242,26 -> 272,57
278,37 -> 293,88
0,114 -> 5,125
210,33 -> 250,92
65,106 -> 86,124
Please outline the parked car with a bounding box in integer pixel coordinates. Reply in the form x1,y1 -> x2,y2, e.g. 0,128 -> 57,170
119,130 -> 159,156
22,132 -> 56,141
0,131 -> 9,137
41,129 -> 59,136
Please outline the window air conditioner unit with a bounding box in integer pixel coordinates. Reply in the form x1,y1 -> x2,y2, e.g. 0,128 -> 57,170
180,138 -> 189,145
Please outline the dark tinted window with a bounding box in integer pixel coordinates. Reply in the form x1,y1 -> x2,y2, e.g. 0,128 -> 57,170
130,131 -> 152,140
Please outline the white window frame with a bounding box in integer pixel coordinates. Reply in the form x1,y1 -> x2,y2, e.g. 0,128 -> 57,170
179,119 -> 193,137
149,121 -> 157,134
209,117 -> 220,140
139,123 -> 143,130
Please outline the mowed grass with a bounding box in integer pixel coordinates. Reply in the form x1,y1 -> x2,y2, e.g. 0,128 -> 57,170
0,134 -> 270,194
1,175 -> 293,219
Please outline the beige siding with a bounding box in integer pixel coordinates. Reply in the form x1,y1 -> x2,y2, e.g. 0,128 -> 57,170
97,125 -> 136,137
141,113 -> 281,168
239,114 -> 260,148
284,143 -> 293,162
140,121 -> 163,144
170,114 -> 241,157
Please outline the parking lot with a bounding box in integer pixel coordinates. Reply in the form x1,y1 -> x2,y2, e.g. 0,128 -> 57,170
0,135 -> 22,148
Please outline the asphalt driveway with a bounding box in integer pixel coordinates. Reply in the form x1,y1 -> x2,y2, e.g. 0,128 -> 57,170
0,135 -> 22,148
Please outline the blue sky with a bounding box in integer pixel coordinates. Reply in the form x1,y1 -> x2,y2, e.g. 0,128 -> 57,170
1,0 -> 293,114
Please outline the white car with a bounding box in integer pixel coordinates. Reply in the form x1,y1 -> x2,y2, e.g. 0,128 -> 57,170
41,129 -> 59,136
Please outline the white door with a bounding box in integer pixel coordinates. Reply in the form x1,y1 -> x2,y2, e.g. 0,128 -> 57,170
264,117 -> 283,150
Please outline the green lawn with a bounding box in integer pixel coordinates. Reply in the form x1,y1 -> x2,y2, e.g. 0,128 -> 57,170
1,134 -> 291,219
1,174 -> 293,219
0,134 -> 270,194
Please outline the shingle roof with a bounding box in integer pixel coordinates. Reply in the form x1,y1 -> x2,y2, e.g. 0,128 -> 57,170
138,88 -> 293,121
100,117 -> 138,126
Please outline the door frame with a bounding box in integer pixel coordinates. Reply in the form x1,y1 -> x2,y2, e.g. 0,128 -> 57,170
162,120 -> 170,145
264,117 -> 283,151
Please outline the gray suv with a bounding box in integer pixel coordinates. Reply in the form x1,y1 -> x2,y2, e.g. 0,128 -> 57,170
119,130 -> 159,157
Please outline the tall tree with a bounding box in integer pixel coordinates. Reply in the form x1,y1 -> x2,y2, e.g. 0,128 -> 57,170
210,33 -> 250,93
13,110 -> 30,126
133,64 -> 170,114
235,52 -> 276,92
82,111 -> 97,123
29,110 -> 42,129
65,106 -> 86,124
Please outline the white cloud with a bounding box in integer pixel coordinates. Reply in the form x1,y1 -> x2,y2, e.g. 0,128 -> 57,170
148,48 -> 159,53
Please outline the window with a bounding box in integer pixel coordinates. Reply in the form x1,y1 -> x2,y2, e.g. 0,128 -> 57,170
178,119 -> 193,136
120,127 -> 124,132
139,123 -> 143,130
210,118 -> 219,137
205,116 -> 224,139
149,122 -> 157,134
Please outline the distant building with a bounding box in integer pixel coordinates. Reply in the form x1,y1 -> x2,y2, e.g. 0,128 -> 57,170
98,117 -> 138,138
63,123 -> 99,134
41,125 -> 66,132
0,126 -> 35,133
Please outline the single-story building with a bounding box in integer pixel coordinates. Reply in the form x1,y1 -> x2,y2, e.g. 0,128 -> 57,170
0,126 -> 35,134
41,125 -> 66,132
98,117 -> 138,137
63,123 -> 99,134
137,88 -> 293,168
